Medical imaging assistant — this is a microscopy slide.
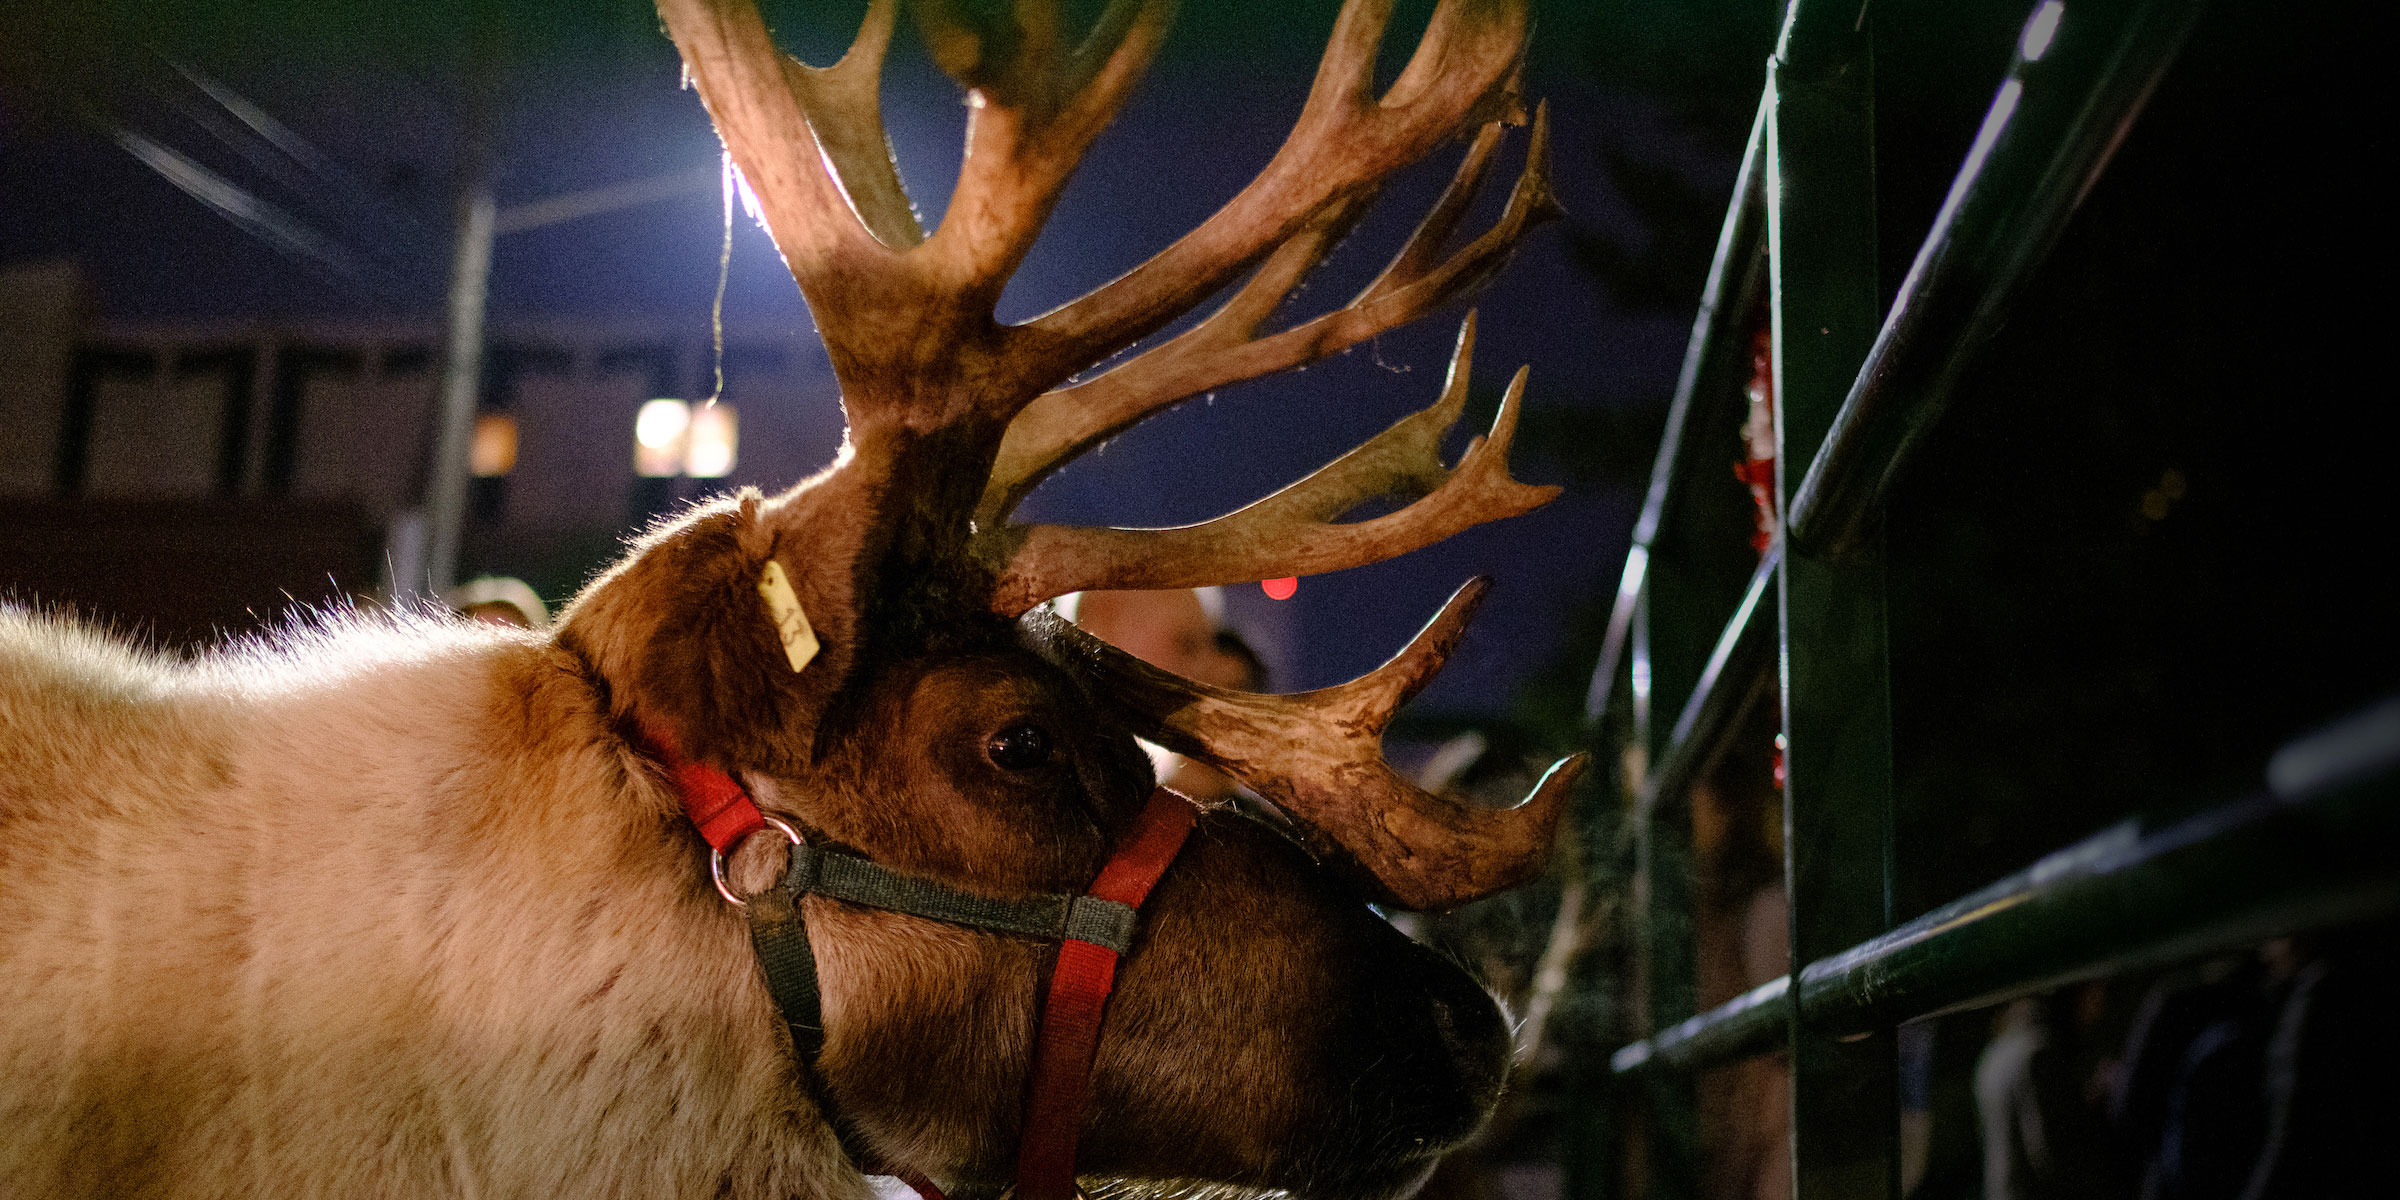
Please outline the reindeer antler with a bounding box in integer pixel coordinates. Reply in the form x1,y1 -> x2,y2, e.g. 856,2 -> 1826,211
659,0 -> 1176,424
1011,0 -> 1533,388
661,0 -> 1539,422
976,106 -> 1561,528
979,314 -> 1558,615
1025,579 -> 1588,911
658,0 -> 1579,908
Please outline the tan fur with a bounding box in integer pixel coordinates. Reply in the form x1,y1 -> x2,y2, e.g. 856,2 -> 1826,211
0,608 -> 863,1199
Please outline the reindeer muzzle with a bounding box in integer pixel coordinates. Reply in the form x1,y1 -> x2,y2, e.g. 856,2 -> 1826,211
655,725 -> 1194,1200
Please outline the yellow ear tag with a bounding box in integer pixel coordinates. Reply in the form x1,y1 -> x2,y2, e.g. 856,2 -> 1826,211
757,560 -> 819,674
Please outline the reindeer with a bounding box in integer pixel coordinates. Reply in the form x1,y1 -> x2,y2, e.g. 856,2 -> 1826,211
0,1 -> 1583,1197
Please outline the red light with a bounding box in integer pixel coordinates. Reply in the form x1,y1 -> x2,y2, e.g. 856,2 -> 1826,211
1262,577 -> 1298,600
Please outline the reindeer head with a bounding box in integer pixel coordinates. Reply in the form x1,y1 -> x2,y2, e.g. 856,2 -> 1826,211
555,1 -> 1579,1196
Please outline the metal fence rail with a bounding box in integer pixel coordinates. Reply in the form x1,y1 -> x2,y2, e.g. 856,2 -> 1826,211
1614,714 -> 2400,1076
1582,98 -> 1768,733
1598,0 -> 2215,812
1635,550 -> 1778,826
1786,0 -> 2207,558
1570,0 -> 2395,1196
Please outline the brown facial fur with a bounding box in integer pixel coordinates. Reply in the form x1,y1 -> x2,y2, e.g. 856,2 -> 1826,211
715,616 -> 1512,1197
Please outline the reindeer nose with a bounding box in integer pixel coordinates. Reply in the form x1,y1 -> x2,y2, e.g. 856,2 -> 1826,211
1412,943 -> 1512,1106
1428,969 -> 1510,1092
1362,934 -> 1513,1142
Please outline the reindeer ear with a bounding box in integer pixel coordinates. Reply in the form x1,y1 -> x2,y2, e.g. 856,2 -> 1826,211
557,483 -> 872,775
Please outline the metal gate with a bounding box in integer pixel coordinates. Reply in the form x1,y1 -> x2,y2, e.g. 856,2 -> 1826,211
1575,0 -> 2397,1195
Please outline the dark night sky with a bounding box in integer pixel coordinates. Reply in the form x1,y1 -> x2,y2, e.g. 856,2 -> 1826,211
1,1 -> 1764,718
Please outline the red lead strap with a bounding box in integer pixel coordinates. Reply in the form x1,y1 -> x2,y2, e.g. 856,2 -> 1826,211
647,721 -> 768,851
1016,789 -> 1195,1200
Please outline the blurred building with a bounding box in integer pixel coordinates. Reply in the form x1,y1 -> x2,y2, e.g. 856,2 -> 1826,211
0,257 -> 844,646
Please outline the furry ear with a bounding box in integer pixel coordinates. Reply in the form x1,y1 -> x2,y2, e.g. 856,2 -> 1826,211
556,477 -> 877,777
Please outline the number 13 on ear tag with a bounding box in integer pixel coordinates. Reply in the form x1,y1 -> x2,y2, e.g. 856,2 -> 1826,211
757,561 -> 819,674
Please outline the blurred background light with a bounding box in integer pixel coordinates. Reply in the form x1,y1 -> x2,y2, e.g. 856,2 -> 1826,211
469,413 -> 517,477
685,402 -> 737,478
2020,1 -> 2067,61
635,398 -> 690,477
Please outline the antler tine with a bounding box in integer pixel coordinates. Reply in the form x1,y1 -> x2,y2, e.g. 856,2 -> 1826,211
1013,0 -> 1530,393
981,313 -> 1558,616
972,190 -> 1374,527
661,0 -> 918,260
664,0 -> 1173,426
661,0 -> 941,410
1376,101 -> 1559,298
1021,579 -> 1589,910
914,0 -> 1177,306
784,0 -> 922,251
978,102 -> 1560,526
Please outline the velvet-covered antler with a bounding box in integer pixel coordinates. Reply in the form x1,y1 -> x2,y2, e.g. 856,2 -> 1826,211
659,0 -> 1540,423
1025,579 -> 1587,911
978,314 -> 1558,616
657,0 -> 1580,908
658,0 -> 1177,424
975,107 -> 1561,529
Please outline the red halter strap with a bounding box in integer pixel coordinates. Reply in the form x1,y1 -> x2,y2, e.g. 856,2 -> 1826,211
1016,788 -> 1193,1200
647,724 -> 1195,1200
653,733 -> 768,852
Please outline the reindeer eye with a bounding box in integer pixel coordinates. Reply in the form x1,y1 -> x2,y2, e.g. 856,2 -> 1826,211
986,723 -> 1054,771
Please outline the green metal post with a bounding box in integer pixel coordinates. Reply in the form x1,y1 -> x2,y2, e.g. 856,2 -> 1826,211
1769,4 -> 1896,1197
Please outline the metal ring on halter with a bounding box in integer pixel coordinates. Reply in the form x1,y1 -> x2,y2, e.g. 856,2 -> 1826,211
712,813 -> 804,907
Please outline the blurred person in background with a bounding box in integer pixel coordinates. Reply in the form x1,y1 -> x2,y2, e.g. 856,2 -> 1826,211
1065,587 -> 1264,803
2107,935 -> 2389,1200
1976,986 -> 2111,1200
444,576 -> 548,630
